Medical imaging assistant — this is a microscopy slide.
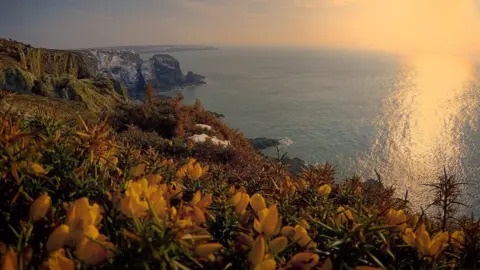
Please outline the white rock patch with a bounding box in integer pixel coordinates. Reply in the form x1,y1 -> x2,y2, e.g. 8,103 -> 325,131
188,134 -> 230,148
195,124 -> 213,131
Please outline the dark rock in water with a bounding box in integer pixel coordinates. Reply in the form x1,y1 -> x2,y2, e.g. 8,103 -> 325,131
140,54 -> 206,91
364,178 -> 384,189
185,71 -> 206,85
267,156 -> 307,175
249,137 -> 280,151
207,110 -> 224,118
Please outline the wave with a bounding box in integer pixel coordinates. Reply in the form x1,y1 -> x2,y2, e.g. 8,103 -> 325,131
277,137 -> 294,146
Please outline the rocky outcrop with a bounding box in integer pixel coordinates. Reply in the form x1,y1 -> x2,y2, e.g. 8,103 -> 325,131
249,137 -> 281,151
0,39 -> 206,105
77,50 -> 206,95
139,54 -> 206,91
0,39 -> 91,79
0,39 -> 127,112
78,50 -> 142,90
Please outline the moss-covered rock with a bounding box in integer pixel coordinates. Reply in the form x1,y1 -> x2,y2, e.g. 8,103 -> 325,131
0,39 -> 91,78
0,67 -> 36,93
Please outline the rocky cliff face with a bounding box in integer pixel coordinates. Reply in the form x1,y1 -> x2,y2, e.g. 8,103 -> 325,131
83,51 -> 206,94
0,39 -> 91,78
0,39 -> 206,105
0,39 -> 126,112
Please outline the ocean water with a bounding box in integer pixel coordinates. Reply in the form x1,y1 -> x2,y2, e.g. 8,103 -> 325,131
138,47 -> 480,212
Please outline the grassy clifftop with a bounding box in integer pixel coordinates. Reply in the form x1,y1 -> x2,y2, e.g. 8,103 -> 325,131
0,89 -> 476,269
0,39 -> 90,78
0,39 -> 128,112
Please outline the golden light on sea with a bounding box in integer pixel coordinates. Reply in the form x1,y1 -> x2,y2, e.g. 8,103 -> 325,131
364,54 -> 478,209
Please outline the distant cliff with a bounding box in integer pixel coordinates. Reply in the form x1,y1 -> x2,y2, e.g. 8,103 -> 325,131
0,39 -> 207,106
80,50 -> 206,95
0,39 -> 126,112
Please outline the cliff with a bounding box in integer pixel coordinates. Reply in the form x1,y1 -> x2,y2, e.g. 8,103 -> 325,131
0,39 -> 127,112
84,50 -> 207,94
0,39 -> 206,108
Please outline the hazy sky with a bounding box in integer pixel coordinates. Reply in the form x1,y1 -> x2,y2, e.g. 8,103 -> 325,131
1,0 -> 479,54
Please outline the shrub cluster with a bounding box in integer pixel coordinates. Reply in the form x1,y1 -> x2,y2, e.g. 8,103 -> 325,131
0,97 -> 478,270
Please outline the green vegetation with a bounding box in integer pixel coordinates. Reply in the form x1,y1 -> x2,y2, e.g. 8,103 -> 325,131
0,92 -> 477,269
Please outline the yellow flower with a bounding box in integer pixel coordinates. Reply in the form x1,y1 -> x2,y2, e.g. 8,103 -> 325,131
130,163 -> 146,177
229,191 -> 250,215
188,163 -> 205,180
317,184 -> 332,196
30,163 -> 46,175
269,236 -> 288,254
250,193 -> 267,212
47,225 -> 71,252
297,179 -> 309,191
29,193 -> 51,222
65,198 -> 102,230
281,226 -> 296,238
46,197 -> 104,253
386,209 -> 407,231
292,225 -> 317,249
253,204 -> 280,237
248,236 -> 265,267
403,225 -> 449,257
147,174 -> 163,185
451,230 -> 465,252
194,243 -> 223,258
287,252 -> 319,270
76,234 -> 114,265
298,219 -> 310,230
120,178 -> 172,218
255,259 -> 276,270
191,191 -> 213,210
46,249 -> 74,270
1,249 -> 18,270
120,194 -> 149,218
281,176 -> 297,197
335,206 -> 354,225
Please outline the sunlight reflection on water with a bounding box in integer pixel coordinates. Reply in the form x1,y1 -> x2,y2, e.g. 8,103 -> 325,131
359,54 -> 480,212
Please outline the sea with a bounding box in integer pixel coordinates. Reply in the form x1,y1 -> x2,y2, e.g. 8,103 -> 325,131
138,47 -> 480,213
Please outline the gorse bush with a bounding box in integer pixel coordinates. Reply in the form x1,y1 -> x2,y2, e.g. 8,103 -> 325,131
0,96 -> 477,270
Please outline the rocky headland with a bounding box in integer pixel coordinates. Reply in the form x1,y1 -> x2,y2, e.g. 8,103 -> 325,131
0,38 -> 206,110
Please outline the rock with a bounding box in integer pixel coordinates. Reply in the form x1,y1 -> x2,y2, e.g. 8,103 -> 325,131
79,49 -> 142,90
249,137 -> 281,151
0,39 -> 126,112
207,111 -> 224,118
185,71 -> 206,85
195,124 -> 213,131
0,38 -> 91,79
266,155 -> 307,175
188,133 -> 230,148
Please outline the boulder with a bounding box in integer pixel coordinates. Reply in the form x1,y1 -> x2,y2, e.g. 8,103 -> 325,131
249,137 -> 281,151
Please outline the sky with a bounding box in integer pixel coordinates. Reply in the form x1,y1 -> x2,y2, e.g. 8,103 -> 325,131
1,0 -> 479,54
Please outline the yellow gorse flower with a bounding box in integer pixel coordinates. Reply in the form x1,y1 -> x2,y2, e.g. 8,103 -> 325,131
1,249 -> 18,270
252,199 -> 281,237
335,206 -> 354,225
285,252 -> 320,270
317,184 -> 332,196
29,193 -> 51,222
194,243 -> 223,258
176,158 -> 208,181
229,189 -> 250,215
386,208 -> 407,231
45,249 -> 74,270
451,230 -> 465,252
403,225 -> 449,257
46,197 -> 114,265
119,178 -> 175,219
